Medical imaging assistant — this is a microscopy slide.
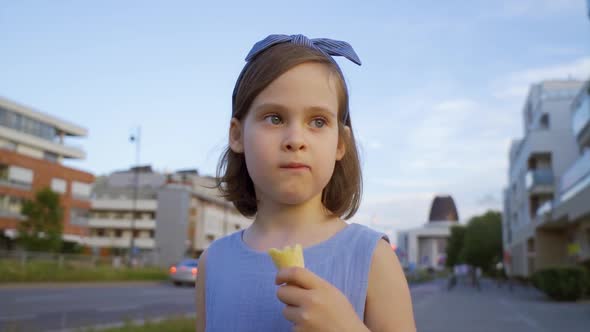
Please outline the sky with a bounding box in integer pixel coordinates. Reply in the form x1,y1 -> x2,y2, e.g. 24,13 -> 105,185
1,0 -> 589,242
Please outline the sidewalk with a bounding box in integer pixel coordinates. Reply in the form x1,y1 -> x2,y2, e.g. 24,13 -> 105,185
412,278 -> 590,332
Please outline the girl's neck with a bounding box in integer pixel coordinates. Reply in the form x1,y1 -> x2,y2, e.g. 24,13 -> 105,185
254,194 -> 330,231
244,194 -> 346,249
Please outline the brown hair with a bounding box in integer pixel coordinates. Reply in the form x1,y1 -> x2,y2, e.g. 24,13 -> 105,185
216,43 -> 362,219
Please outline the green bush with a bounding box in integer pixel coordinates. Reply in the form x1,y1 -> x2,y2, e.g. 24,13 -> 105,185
0,260 -> 167,283
532,267 -> 588,301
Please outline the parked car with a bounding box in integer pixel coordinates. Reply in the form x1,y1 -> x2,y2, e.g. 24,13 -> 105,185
169,258 -> 199,286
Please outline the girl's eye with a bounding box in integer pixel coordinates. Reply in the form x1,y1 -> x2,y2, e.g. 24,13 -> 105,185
310,118 -> 326,128
264,115 -> 282,125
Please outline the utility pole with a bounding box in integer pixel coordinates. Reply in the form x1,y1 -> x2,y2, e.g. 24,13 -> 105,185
128,127 -> 141,267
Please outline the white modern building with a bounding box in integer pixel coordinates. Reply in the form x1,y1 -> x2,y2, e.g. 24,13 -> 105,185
502,79 -> 587,277
397,195 -> 460,270
86,166 -> 163,256
155,170 -> 251,267
86,166 -> 251,266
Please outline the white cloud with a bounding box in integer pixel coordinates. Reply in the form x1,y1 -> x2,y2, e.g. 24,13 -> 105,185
496,0 -> 583,18
493,57 -> 590,100
356,96 -> 515,241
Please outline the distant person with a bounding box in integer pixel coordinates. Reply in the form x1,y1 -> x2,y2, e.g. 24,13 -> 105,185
194,34 -> 416,331
447,265 -> 458,290
474,267 -> 482,291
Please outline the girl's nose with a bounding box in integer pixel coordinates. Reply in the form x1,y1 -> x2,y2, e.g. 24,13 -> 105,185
282,125 -> 306,151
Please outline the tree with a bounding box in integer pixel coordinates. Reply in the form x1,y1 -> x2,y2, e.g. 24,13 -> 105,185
17,187 -> 64,252
461,210 -> 502,273
446,225 -> 466,268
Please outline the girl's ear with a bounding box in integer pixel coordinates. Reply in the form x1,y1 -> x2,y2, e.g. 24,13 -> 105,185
229,118 -> 244,153
336,125 -> 350,161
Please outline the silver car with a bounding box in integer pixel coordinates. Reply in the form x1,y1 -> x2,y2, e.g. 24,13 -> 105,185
169,258 -> 199,286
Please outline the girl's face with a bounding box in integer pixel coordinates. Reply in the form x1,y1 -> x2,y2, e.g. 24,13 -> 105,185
230,62 -> 347,207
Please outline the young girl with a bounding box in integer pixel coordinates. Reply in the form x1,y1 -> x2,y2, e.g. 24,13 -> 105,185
196,34 -> 416,332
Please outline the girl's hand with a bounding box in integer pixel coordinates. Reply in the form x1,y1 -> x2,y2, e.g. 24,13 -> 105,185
275,267 -> 369,332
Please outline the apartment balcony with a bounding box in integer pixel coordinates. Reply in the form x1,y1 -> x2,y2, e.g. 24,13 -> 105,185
87,218 -> 156,230
572,90 -> 590,147
91,199 -> 157,211
534,200 -> 553,225
559,151 -> 590,204
525,169 -> 554,195
0,126 -> 85,160
84,236 -> 154,249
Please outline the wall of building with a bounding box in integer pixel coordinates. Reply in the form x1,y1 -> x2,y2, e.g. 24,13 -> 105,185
0,149 -> 93,238
155,186 -> 191,267
535,228 -> 568,269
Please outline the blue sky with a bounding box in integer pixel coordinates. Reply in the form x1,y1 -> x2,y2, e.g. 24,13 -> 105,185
1,0 -> 589,240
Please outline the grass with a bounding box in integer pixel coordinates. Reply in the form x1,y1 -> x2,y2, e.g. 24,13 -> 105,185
81,316 -> 196,332
0,260 -> 168,283
0,316 -> 196,332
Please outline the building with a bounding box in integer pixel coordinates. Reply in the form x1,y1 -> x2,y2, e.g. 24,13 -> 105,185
86,166 -> 164,256
87,166 -> 251,266
502,79 -> 586,277
156,170 -> 251,267
397,195 -> 460,270
549,79 -> 590,265
0,96 -> 94,249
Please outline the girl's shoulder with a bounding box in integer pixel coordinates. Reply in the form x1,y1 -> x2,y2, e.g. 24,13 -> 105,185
347,223 -> 390,244
207,229 -> 243,252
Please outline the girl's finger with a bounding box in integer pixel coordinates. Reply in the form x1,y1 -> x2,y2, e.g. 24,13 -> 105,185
275,267 -> 319,289
276,284 -> 306,306
282,304 -> 308,325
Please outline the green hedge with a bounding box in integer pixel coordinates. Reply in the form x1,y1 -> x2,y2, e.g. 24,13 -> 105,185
0,260 -> 167,283
531,267 -> 588,301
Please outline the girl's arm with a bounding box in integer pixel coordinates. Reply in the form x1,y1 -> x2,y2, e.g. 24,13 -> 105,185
195,249 -> 208,332
365,239 -> 417,332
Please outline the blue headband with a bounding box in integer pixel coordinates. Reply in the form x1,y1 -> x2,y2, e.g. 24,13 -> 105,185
232,34 -> 362,123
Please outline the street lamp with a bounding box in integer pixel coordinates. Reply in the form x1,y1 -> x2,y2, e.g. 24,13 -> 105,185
128,126 -> 141,267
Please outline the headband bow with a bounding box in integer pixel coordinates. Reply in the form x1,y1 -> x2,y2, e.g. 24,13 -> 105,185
245,34 -> 362,66
233,34 -> 361,124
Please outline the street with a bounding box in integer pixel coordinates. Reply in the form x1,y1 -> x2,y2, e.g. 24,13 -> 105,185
1,278 -> 589,331
412,278 -> 590,332
0,282 -> 195,332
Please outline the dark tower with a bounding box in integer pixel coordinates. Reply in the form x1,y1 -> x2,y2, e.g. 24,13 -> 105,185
428,195 -> 459,222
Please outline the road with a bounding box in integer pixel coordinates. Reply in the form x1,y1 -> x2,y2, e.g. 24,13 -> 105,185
0,281 -> 195,332
2,278 -> 589,331
411,278 -> 590,332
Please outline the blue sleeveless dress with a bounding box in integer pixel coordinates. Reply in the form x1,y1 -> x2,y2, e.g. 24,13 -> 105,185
204,223 -> 389,331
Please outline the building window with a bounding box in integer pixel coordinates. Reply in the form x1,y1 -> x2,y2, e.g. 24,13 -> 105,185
149,230 -> 155,238
51,178 -> 67,194
0,164 -> 33,190
0,140 -> 16,151
0,106 -> 57,141
540,113 -> 550,130
44,151 -> 59,163
115,229 -> 123,238
70,208 -> 89,225
96,228 -> 105,237
437,238 -> 447,253
72,181 -> 91,200
0,194 -> 23,216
